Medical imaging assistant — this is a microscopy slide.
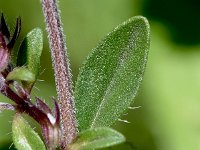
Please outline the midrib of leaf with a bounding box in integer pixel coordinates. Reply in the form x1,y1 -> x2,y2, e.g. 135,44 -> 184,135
90,35 -> 136,128
75,16 -> 150,130
19,137 -> 32,150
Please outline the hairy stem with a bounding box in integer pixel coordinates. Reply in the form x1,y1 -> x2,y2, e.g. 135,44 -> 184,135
41,0 -> 77,148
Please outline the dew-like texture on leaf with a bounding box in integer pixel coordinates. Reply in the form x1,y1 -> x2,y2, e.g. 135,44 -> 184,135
12,113 -> 46,150
69,127 -> 125,150
17,28 -> 43,77
74,16 -> 150,131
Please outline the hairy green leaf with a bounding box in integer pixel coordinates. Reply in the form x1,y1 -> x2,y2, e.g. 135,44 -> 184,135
74,16 -> 150,130
17,28 -> 43,77
69,127 -> 125,150
12,113 -> 46,150
6,67 -> 35,83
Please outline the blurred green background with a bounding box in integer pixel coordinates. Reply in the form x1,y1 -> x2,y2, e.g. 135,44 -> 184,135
1,0 -> 200,149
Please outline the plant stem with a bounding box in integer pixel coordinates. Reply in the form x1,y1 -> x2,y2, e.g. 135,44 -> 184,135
41,0 -> 77,148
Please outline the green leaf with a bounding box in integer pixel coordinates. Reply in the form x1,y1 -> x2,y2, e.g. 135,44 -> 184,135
69,127 -> 125,150
17,28 -> 43,77
6,67 -> 35,83
12,113 -> 46,150
74,16 -> 150,130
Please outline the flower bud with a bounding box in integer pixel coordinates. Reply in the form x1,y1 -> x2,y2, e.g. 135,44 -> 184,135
0,14 -> 21,71
0,32 -> 9,71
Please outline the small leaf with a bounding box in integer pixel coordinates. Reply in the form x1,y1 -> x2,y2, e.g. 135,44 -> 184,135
69,127 -> 125,150
17,28 -> 43,77
74,16 -> 150,130
6,67 -> 35,83
12,113 -> 46,150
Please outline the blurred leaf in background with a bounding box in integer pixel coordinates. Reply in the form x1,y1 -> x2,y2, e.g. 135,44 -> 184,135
143,0 -> 200,45
0,0 -> 200,150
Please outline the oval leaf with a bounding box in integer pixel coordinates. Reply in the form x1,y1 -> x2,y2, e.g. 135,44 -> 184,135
17,28 -> 43,77
12,113 -> 46,150
69,127 -> 125,150
6,67 -> 35,83
74,16 -> 150,130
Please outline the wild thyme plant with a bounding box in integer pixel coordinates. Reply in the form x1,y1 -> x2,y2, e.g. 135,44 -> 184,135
0,0 -> 150,149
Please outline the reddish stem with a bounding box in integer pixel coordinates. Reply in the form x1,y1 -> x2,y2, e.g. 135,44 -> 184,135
41,0 -> 77,148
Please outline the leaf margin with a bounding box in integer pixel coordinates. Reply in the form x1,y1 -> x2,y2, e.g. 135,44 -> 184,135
12,113 -> 46,150
69,127 -> 125,150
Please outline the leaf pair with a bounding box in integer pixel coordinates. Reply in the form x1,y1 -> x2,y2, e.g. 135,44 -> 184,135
12,16 -> 150,150
13,116 -> 124,150
10,28 -> 47,150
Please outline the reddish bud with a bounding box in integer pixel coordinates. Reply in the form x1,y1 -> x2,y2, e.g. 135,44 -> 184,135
0,32 -> 9,71
0,14 -> 21,71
